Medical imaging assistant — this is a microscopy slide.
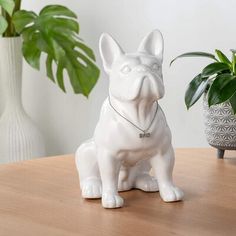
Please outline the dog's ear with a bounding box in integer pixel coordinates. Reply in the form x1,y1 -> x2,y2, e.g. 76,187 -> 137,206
99,33 -> 124,74
138,29 -> 164,62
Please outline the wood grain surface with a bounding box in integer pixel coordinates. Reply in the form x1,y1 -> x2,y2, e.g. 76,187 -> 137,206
0,148 -> 236,236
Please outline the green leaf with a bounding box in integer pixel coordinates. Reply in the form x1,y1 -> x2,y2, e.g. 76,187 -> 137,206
170,52 -> 217,66
51,39 -> 66,60
231,50 -> 236,74
52,38 -> 99,95
56,62 -> 66,92
76,41 -> 96,61
45,18 -> 79,34
0,15 -> 8,34
201,62 -> 230,78
21,25 -> 37,41
15,5 -> 99,97
12,10 -> 37,33
208,73 -> 236,106
229,92 -> 236,114
185,74 -> 209,109
66,63 -> 82,94
230,49 -> 236,54
35,33 -> 53,55
0,0 -> 15,16
52,28 -> 77,45
215,49 -> 231,65
39,5 -> 77,18
46,55 -> 55,82
73,51 -> 100,95
22,38 -> 41,70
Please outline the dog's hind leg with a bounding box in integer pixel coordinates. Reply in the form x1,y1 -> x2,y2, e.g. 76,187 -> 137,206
75,139 -> 102,199
133,160 -> 159,192
118,166 -> 133,191
118,161 -> 158,192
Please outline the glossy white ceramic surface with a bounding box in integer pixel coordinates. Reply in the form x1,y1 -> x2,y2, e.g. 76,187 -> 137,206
75,30 -> 184,208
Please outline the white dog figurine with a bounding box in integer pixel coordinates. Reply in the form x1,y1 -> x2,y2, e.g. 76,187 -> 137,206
75,29 -> 184,208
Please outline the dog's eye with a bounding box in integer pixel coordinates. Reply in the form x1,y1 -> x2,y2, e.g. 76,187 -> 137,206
121,65 -> 131,74
152,63 -> 160,71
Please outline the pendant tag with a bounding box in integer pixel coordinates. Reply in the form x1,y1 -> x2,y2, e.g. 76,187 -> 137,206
139,132 -> 151,138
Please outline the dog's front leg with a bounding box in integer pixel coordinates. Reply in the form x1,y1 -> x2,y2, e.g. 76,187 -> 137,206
150,146 -> 184,202
97,148 -> 124,208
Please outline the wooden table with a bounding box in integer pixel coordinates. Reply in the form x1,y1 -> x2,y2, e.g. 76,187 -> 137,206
0,148 -> 236,236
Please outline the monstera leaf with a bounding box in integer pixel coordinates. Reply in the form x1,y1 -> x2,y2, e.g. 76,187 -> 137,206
0,0 -> 15,34
0,0 -> 15,15
0,15 -> 8,34
13,5 -> 100,96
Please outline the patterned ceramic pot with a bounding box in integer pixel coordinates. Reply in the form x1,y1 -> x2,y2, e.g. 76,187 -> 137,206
203,95 -> 236,157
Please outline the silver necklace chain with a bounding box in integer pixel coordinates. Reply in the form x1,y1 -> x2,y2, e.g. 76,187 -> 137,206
108,96 -> 158,138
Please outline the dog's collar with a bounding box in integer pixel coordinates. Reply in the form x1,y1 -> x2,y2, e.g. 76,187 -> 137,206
108,96 -> 158,138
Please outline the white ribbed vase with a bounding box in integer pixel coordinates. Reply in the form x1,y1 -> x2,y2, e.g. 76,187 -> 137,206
0,37 -> 45,163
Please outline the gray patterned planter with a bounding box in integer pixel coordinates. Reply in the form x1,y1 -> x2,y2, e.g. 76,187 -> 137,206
203,96 -> 236,158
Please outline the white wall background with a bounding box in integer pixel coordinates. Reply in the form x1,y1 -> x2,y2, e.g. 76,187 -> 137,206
1,0 -> 235,156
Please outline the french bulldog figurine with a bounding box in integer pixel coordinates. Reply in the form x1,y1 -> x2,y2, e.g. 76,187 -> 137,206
75,30 -> 184,208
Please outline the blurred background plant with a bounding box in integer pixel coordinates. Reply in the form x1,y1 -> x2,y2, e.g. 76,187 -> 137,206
171,50 -> 236,114
0,0 -> 100,96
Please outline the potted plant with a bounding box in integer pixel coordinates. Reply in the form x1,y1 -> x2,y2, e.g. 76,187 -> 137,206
171,50 -> 236,159
0,1 -> 100,163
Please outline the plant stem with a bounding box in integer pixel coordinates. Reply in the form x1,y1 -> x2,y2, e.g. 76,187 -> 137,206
232,53 -> 236,75
14,0 -> 22,12
2,0 -> 22,37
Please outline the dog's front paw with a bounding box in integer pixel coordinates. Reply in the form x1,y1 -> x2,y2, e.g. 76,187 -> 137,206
102,193 -> 124,208
159,184 -> 184,202
81,178 -> 102,199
